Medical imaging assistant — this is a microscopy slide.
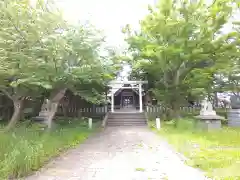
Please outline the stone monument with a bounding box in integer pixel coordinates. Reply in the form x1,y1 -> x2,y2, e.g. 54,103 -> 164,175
199,98 -> 217,116
195,98 -> 224,130
32,99 -> 50,128
228,95 -> 240,127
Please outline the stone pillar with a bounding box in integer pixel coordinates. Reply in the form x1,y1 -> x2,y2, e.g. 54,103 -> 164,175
228,109 -> 240,127
156,117 -> 161,130
111,89 -> 114,112
139,83 -> 143,112
88,118 -> 92,129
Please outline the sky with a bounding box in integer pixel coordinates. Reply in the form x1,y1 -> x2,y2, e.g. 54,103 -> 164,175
54,0 -> 156,80
53,0 -> 239,48
55,0 -> 155,49
53,0 -> 239,82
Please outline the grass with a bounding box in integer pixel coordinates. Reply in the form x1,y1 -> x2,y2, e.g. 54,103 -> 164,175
152,118 -> 240,180
0,118 -> 98,179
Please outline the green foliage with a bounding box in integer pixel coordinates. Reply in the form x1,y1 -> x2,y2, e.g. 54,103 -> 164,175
0,0 -> 120,129
124,0 -> 239,117
0,119 -> 96,179
215,61 -> 240,95
0,0 -> 118,102
158,119 -> 240,179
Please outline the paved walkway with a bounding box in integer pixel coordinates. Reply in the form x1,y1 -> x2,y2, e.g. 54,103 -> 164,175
26,127 -> 209,180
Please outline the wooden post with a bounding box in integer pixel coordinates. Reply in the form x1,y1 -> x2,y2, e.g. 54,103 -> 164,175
93,104 -> 96,115
111,90 -> 114,112
139,83 -> 143,112
88,118 -> 92,129
105,105 -> 107,113
120,91 -> 123,108
156,117 -> 161,130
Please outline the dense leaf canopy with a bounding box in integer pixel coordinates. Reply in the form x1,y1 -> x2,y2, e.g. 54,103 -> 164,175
124,0 -> 240,118
0,0 -> 119,103
0,0 -> 121,129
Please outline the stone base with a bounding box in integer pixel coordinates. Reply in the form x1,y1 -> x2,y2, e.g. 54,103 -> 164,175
194,115 -> 223,130
196,119 -> 222,130
228,109 -> 240,127
195,115 -> 224,120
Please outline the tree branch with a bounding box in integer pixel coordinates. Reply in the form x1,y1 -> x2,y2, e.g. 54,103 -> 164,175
6,15 -> 27,42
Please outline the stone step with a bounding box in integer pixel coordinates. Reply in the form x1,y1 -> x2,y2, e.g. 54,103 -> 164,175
107,124 -> 147,127
109,114 -> 145,117
109,113 -> 144,116
107,120 -> 147,124
108,115 -> 145,119
107,112 -> 147,127
109,113 -> 145,116
108,119 -> 146,122
107,122 -> 147,126
107,120 -> 147,123
108,116 -> 146,119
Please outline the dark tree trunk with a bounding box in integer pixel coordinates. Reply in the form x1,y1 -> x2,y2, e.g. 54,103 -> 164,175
172,71 -> 182,126
172,102 -> 180,116
38,88 -> 67,129
62,106 -> 68,117
145,91 -> 152,105
5,98 -> 24,131
169,90 -> 181,127
2,98 -> 13,121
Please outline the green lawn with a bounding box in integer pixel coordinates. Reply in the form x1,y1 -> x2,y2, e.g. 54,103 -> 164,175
0,118 -> 98,179
153,119 -> 240,180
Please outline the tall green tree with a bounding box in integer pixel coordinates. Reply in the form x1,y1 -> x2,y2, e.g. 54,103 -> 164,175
0,0 -> 66,130
0,0 -> 119,130
124,0 -> 239,120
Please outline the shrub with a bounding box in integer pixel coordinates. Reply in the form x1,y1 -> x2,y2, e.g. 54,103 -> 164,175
158,118 -> 240,179
0,119 -> 95,179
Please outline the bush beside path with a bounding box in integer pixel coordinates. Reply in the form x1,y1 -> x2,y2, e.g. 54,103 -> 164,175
0,119 -> 97,179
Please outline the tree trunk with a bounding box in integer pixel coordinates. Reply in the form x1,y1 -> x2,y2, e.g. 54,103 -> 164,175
214,92 -> 218,108
172,70 -> 181,126
62,106 -> 67,117
2,98 -> 13,121
45,101 -> 59,129
38,88 -> 67,129
145,91 -> 152,105
5,98 -> 24,131
61,96 -> 69,117
172,102 -> 180,117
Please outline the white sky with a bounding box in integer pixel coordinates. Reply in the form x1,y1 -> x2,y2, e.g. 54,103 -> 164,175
55,0 -> 156,80
55,0 -> 155,49
53,0 -> 238,80
54,0 -> 239,52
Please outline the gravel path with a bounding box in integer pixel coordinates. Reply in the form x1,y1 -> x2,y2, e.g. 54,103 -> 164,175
26,127 -> 209,180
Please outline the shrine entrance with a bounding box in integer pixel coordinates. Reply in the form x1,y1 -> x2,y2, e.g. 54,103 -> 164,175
122,96 -> 134,108
121,90 -> 135,109
108,80 -> 148,113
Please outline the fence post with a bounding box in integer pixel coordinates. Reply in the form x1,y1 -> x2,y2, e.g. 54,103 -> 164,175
92,104 -> 96,114
156,117 -> 161,130
88,118 -> 92,129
